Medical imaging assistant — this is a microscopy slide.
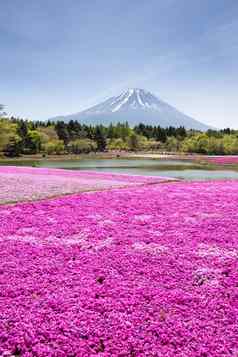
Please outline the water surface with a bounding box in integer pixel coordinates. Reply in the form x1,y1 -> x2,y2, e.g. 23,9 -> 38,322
1,158 -> 238,180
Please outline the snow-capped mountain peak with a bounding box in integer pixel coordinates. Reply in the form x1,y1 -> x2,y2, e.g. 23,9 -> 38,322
50,88 -> 211,130
82,88 -> 162,115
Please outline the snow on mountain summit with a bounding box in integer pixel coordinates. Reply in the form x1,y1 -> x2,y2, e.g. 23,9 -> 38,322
82,88 -> 165,115
50,88 -> 211,130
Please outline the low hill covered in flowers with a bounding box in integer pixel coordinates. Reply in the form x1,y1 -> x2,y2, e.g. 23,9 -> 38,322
0,166 -> 172,204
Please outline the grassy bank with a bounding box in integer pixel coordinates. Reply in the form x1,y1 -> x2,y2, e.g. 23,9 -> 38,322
0,151 -> 195,163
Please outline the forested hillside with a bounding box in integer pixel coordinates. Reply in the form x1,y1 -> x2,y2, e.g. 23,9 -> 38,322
0,105 -> 237,157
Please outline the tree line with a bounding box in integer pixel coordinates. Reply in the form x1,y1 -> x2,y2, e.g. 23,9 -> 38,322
0,106 -> 238,157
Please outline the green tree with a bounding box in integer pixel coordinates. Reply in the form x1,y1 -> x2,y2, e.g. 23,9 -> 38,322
107,138 -> 129,151
107,123 -> 115,139
17,120 -> 28,139
3,135 -> 22,157
155,127 -> 167,143
223,135 -> 238,154
25,130 -> 42,154
182,133 -> 209,154
0,119 -> 19,152
126,133 -> 149,151
206,137 -> 224,155
127,133 -> 139,151
55,122 -> 70,145
166,136 -> 180,152
94,126 -> 107,151
68,139 -> 97,154
43,140 -> 65,155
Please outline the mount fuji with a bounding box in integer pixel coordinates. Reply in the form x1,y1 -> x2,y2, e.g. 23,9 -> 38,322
50,88 -> 211,130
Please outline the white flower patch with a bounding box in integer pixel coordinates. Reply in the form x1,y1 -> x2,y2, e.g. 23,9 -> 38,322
92,237 -> 114,251
184,212 -> 222,224
16,227 -> 38,235
0,210 -> 11,216
47,217 -> 57,223
184,216 -> 198,224
148,229 -> 162,237
3,235 -> 38,244
87,214 -> 102,220
199,213 -> 221,219
98,219 -> 115,226
0,350 -> 15,357
34,209 -> 48,216
134,214 -> 152,222
61,232 -> 90,247
197,243 -> 238,259
1,233 -> 66,247
132,242 -> 167,255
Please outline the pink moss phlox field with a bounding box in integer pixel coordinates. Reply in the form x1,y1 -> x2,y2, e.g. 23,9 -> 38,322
1,181 -> 238,356
0,166 -> 171,204
204,156 -> 238,165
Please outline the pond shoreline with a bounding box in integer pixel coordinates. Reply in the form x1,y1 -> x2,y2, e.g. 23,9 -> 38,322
1,156 -> 238,180
0,151 -> 196,163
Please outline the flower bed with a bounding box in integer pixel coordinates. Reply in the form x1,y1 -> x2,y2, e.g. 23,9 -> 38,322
0,180 -> 238,356
204,155 -> 238,165
0,166 -> 172,204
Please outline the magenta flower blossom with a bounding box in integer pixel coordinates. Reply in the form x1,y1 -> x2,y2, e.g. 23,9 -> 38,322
204,156 -> 238,165
0,166 -> 172,204
0,176 -> 238,356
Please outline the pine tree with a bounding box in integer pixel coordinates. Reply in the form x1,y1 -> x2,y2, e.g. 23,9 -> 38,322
4,136 -> 22,157
55,122 -> 70,145
94,126 -> 107,151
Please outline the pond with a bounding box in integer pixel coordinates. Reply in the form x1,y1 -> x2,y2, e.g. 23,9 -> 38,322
1,158 -> 238,180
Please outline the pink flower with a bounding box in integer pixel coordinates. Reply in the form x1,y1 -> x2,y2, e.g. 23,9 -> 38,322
0,167 -> 237,355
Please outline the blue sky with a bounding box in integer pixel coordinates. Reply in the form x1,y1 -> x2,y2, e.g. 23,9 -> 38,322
1,0 -> 238,128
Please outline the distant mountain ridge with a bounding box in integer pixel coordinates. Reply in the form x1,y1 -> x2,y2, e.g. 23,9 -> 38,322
50,88 -> 211,130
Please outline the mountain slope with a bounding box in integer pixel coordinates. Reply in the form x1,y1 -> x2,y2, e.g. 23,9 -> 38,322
50,88 -> 211,130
